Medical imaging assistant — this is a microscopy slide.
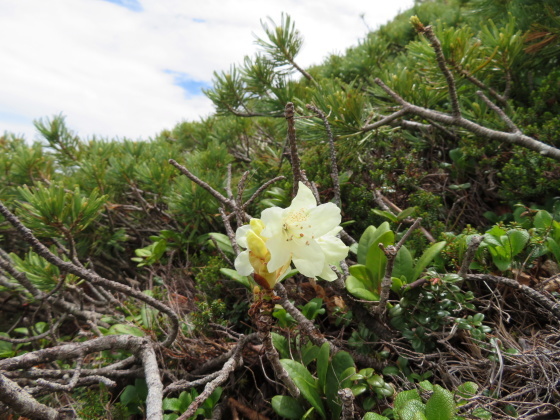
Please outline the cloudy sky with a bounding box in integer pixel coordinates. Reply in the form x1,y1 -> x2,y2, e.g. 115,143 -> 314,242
0,0 -> 415,142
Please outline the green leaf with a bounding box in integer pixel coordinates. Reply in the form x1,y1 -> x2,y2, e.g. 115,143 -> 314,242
397,207 -> 417,221
302,344 -> 321,367
412,241 -> 446,282
330,351 -> 356,388
394,389 -> 422,413
393,246 -> 414,284
363,413 -> 390,420
220,268 -> 255,290
372,209 -> 399,222
418,381 -> 434,392
455,382 -> 478,400
534,210 -> 553,229
345,275 -> 379,301
351,384 -> 368,396
208,232 -> 234,255
506,229 -> 529,257
425,385 -> 455,420
323,351 -> 356,419
366,374 -> 384,388
472,407 -> 492,419
271,396 -> 306,419
358,223 -> 391,265
546,238 -> 560,261
358,225 -> 378,265
316,342 -> 330,393
280,359 -> 326,419
120,385 -> 140,408
178,391 -> 193,412
349,264 -> 375,289
107,324 -> 145,337
399,400 -> 426,420
271,332 -> 290,359
365,230 -> 395,291
492,256 -> 511,272
162,397 -> 182,412
0,333 -> 15,358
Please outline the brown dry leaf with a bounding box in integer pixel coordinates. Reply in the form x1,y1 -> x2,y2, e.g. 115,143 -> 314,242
511,269 -> 534,286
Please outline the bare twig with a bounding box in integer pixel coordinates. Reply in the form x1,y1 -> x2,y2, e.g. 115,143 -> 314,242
0,336 -> 163,420
377,219 -> 423,317
0,201 -> 179,347
374,77 -> 560,161
140,342 -> 164,420
458,235 -> 483,278
361,108 -> 409,132
338,388 -> 355,420
274,283 -> 383,369
0,373 -> 59,420
475,91 -> 519,133
218,207 -> 240,256
285,102 -> 305,196
465,273 -> 560,320
417,23 -> 461,117
252,291 -> 300,398
306,104 -> 342,207
0,315 -> 68,344
242,176 -> 286,210
178,335 -> 248,419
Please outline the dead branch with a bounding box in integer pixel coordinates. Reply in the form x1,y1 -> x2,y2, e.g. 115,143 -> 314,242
465,273 -> 560,320
338,388 -> 355,420
177,334 -> 249,419
373,77 -> 560,161
285,102 -> 306,196
0,201 -> 179,348
0,373 -> 59,420
0,336 -> 163,420
458,235 -> 483,278
306,104 -> 342,207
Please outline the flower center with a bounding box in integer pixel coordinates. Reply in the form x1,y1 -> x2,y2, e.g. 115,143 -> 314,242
283,209 -> 313,244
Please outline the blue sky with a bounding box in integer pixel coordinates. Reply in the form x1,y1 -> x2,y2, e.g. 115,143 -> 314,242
0,0 -> 415,142
102,0 -> 143,12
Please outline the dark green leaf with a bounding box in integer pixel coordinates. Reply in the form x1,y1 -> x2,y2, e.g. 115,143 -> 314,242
280,359 -> 326,419
271,396 -> 306,419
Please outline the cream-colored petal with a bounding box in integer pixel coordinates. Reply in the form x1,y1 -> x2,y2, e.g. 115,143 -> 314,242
316,234 -> 349,264
266,235 -> 292,273
235,225 -> 251,249
260,207 -> 284,238
291,239 -> 325,277
326,226 -> 343,236
234,251 -> 253,276
307,203 -> 341,237
317,264 -> 338,281
290,182 -> 317,210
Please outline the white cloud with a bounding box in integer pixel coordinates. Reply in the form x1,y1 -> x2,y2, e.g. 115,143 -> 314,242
0,0 -> 414,142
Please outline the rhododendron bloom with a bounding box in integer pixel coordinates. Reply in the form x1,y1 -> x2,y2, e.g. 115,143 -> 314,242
234,218 -> 291,289
234,182 -> 349,287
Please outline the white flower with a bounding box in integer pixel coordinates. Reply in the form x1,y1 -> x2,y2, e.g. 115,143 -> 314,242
259,182 -> 348,281
234,182 -> 349,287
